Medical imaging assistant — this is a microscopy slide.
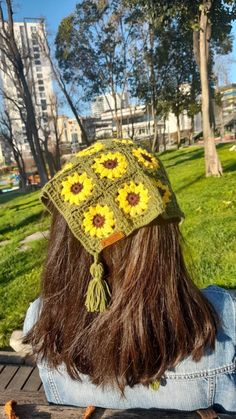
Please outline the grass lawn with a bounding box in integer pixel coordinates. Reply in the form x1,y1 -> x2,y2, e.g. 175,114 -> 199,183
0,142 -> 236,348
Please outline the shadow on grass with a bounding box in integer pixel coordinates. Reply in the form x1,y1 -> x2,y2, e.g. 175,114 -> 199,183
0,241 -> 46,285
164,148 -> 205,169
9,199 -> 40,212
175,174 -> 204,194
223,161 -> 236,173
0,190 -> 27,205
0,210 -> 45,236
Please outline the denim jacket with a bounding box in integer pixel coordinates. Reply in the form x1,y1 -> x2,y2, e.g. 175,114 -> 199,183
23,285 -> 236,412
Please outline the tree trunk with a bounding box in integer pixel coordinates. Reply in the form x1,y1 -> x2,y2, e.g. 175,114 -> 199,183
189,115 -> 194,145
13,149 -> 27,189
54,135 -> 61,172
199,1 -> 222,176
151,105 -> 159,152
21,79 -> 49,185
176,114 -> 181,149
42,138 -> 55,178
112,91 -> 121,139
163,116 -> 166,151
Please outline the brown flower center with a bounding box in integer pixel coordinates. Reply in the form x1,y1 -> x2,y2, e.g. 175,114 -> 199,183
141,153 -> 152,163
71,182 -> 83,194
103,158 -> 118,169
93,214 -> 105,228
127,192 -> 140,206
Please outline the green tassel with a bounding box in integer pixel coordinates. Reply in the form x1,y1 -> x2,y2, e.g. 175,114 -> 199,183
85,256 -> 111,312
149,380 -> 160,391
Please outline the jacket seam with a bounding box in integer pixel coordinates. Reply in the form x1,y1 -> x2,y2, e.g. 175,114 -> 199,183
48,369 -> 62,404
165,362 -> 235,379
208,376 -> 215,406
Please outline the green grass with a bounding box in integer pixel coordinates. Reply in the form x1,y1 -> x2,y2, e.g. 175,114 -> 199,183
0,143 -> 236,348
0,191 -> 50,347
160,143 -> 236,289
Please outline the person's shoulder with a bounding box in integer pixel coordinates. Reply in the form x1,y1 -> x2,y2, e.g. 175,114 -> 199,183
23,297 -> 42,335
202,285 -> 235,341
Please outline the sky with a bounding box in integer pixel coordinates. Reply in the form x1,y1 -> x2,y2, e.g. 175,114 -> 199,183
11,0 -> 236,89
12,0 -> 78,38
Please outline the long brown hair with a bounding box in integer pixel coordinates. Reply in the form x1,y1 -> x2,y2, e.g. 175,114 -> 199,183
25,209 -> 218,391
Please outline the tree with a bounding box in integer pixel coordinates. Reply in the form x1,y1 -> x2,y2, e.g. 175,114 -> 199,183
0,0 -> 48,185
37,93 -> 64,177
126,6 -> 163,151
55,0 -> 134,139
128,0 -> 235,175
36,24 -> 89,146
0,109 -> 27,188
155,20 -> 201,149
180,0 -> 235,175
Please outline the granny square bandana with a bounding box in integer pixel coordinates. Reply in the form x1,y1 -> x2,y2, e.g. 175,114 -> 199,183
41,139 -> 184,312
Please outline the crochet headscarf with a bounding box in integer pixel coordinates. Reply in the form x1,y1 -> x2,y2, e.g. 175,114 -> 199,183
41,139 -> 184,313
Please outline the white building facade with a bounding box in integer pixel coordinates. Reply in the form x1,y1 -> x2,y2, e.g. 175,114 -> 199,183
91,92 -> 129,117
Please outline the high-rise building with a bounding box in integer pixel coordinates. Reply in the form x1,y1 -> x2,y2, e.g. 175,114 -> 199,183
91,92 -> 129,117
0,18 -> 54,158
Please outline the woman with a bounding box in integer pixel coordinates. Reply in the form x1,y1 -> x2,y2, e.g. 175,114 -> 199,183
23,139 -> 236,413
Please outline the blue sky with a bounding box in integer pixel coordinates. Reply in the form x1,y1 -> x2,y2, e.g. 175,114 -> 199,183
13,0 -> 78,37
12,1 -> 236,83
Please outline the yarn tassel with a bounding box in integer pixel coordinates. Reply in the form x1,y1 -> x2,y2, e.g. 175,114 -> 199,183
85,256 -> 111,312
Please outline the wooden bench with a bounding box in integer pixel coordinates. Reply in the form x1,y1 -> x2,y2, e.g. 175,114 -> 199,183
0,352 -> 235,418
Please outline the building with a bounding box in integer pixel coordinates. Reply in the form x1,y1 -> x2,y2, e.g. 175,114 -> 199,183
94,105 -> 160,140
0,18 -> 54,159
91,92 -> 129,118
94,104 -> 193,145
218,83 -> 236,119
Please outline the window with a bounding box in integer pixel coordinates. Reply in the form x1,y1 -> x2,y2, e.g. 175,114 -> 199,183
39,92 -> 45,98
36,66 -> 42,72
34,53 -> 40,59
41,99 -> 47,111
38,80 -> 44,85
71,133 -> 78,143
33,47 -> 39,52
39,86 -> 45,91
31,26 -> 37,32
37,73 -> 43,79
32,40 -> 38,46
34,60 -> 41,65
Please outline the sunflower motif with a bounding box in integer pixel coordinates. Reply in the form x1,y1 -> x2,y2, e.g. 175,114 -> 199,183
155,180 -> 171,206
116,181 -> 149,217
82,204 -> 115,238
113,139 -> 134,145
76,142 -> 104,157
61,172 -> 93,205
132,147 -> 159,170
92,152 -> 128,180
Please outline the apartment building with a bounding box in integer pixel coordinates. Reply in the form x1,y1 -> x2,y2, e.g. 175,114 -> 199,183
0,18 -> 54,158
